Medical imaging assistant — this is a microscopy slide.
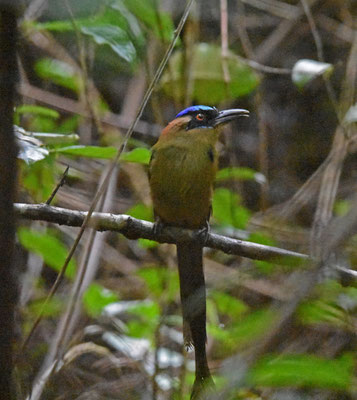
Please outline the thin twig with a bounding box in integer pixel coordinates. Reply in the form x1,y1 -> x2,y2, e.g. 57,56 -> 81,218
220,0 -> 230,87
46,166 -> 69,205
300,0 -> 339,116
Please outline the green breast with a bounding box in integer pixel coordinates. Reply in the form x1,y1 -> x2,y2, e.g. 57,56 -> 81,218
149,137 -> 218,229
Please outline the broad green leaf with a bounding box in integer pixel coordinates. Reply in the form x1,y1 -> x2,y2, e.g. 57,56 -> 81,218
56,115 -> 81,134
292,59 -> 333,89
18,227 -> 76,279
120,147 -> 151,164
81,25 -> 136,63
126,203 -> 153,221
249,232 -> 276,247
212,187 -> 251,229
21,156 -> 56,202
31,7 -> 142,62
208,309 -> 277,354
34,58 -> 82,93
138,238 -> 158,248
138,267 -> 179,301
121,0 -> 174,42
127,300 -> 160,320
210,290 -> 248,319
248,353 -> 354,390
126,300 -> 160,338
298,300 -> 346,326
29,297 -> 64,318
54,145 -> 117,159
83,283 -> 119,317
15,105 -> 60,120
161,43 -> 259,104
216,167 -> 266,184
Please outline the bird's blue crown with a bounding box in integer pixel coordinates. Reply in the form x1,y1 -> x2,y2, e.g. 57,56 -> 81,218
175,105 -> 216,118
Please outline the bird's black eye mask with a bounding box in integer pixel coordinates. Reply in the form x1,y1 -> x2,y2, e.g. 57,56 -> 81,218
185,108 -> 219,131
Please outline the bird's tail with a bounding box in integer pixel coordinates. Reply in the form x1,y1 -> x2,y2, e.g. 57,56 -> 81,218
177,242 -> 213,398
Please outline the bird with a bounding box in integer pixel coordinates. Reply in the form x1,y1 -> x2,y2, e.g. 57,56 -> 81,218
148,105 -> 249,398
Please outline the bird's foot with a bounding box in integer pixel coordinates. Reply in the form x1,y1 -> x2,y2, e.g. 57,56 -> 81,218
152,218 -> 165,237
194,221 -> 210,246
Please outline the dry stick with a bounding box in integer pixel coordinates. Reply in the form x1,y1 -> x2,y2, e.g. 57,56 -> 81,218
22,0 -> 195,361
46,166 -> 69,205
220,0 -> 230,87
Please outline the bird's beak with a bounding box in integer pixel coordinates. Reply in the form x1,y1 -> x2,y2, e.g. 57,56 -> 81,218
213,108 -> 249,127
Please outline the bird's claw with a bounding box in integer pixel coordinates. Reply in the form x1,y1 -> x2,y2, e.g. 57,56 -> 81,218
152,219 -> 164,237
194,221 -> 210,246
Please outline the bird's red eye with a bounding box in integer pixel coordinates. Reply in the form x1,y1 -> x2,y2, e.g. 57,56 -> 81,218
196,113 -> 204,121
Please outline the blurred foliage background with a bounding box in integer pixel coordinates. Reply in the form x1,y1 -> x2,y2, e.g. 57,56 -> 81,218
14,0 -> 356,399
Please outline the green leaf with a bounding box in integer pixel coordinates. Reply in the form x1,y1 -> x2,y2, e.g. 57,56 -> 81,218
292,59 -> 333,89
138,267 -> 179,301
248,353 -> 354,390
249,232 -> 276,247
208,309 -> 277,354
54,145 -> 117,159
298,300 -> 346,326
127,300 -> 160,320
126,300 -> 160,338
21,156 -> 57,201
18,227 -> 76,279
126,203 -> 154,221
121,0 -> 174,42
210,290 -> 248,319
120,147 -> 151,164
31,7 -> 141,63
216,167 -> 266,184
83,283 -> 119,317
212,188 -> 251,229
138,238 -> 158,249
29,297 -> 64,318
15,105 -> 60,119
81,25 -> 136,63
161,43 -> 259,104
34,58 -> 82,93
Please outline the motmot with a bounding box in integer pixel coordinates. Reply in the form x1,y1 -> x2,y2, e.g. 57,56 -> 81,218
149,105 -> 249,398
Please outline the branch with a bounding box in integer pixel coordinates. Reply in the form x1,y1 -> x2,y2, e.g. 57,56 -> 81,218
15,203 -> 307,266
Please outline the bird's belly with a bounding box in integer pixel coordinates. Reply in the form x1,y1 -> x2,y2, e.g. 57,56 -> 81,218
150,149 -> 216,229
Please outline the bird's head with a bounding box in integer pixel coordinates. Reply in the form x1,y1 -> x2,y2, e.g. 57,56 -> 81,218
161,105 -> 249,137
